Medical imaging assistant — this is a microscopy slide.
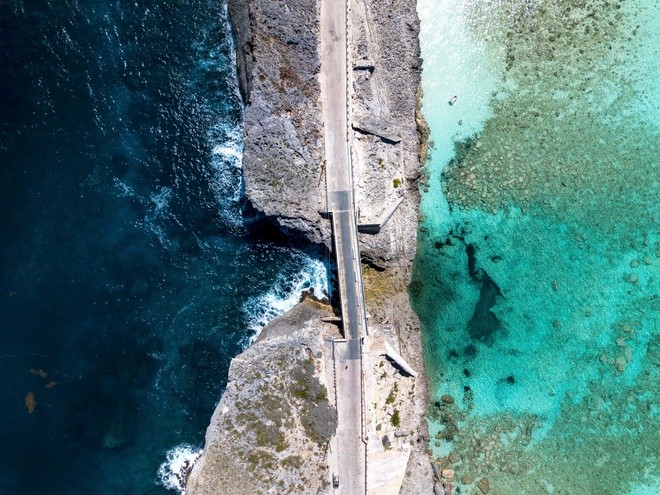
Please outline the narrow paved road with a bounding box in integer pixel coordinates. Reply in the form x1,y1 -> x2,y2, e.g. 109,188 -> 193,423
333,339 -> 365,494
320,0 -> 368,493
320,0 -> 348,201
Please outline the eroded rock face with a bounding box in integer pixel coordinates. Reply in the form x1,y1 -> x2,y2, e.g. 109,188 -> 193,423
228,0 -> 328,244
186,301 -> 337,495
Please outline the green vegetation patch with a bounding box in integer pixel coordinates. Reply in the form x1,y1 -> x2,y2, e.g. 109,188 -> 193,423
391,409 -> 401,428
386,383 -> 398,405
288,357 -> 337,444
289,357 -> 327,403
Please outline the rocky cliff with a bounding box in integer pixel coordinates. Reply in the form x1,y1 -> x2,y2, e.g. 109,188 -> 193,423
187,0 -> 432,493
228,0 -> 329,244
186,301 -> 339,495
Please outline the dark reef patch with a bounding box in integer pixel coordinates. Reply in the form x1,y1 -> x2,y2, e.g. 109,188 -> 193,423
466,243 -> 479,281
466,273 -> 503,345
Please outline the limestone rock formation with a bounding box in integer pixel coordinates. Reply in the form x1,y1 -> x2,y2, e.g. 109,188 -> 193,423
349,0 -> 426,265
228,0 -> 328,244
228,0 -> 426,265
186,301 -> 338,495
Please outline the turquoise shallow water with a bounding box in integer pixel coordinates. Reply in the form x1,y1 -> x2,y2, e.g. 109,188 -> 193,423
413,0 -> 659,492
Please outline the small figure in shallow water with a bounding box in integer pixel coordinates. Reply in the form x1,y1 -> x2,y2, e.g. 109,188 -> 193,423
449,95 -> 457,105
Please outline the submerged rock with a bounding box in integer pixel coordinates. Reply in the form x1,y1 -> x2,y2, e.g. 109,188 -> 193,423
466,274 -> 503,345
102,402 -> 134,450
441,468 -> 455,480
24,391 -> 36,414
478,477 -> 490,494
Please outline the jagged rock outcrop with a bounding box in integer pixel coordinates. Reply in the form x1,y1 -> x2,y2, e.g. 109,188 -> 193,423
186,301 -> 338,495
349,0 -> 426,266
228,0 -> 329,244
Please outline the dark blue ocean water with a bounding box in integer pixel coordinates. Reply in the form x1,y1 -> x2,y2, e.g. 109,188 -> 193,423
0,1 -> 324,493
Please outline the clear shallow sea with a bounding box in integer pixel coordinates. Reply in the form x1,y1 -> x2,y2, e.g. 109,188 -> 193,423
414,0 -> 658,493
0,1 -> 327,493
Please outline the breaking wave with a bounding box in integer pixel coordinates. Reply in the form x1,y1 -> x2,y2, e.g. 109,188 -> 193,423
157,444 -> 202,493
243,252 -> 330,343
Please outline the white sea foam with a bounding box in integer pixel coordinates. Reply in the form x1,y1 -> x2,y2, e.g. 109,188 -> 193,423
208,132 -> 244,227
112,177 -> 135,197
244,254 -> 329,344
149,186 -> 173,212
202,45 -> 244,225
212,143 -> 242,165
141,186 -> 175,250
157,444 -> 202,493
194,1 -> 245,227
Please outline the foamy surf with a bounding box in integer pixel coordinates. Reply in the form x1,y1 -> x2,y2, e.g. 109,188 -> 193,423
244,253 -> 330,343
194,1 -> 244,228
157,444 -> 202,493
206,116 -> 244,228
212,143 -> 242,165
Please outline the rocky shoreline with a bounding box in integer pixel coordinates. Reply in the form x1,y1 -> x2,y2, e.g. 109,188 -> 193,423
186,0 -> 433,493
